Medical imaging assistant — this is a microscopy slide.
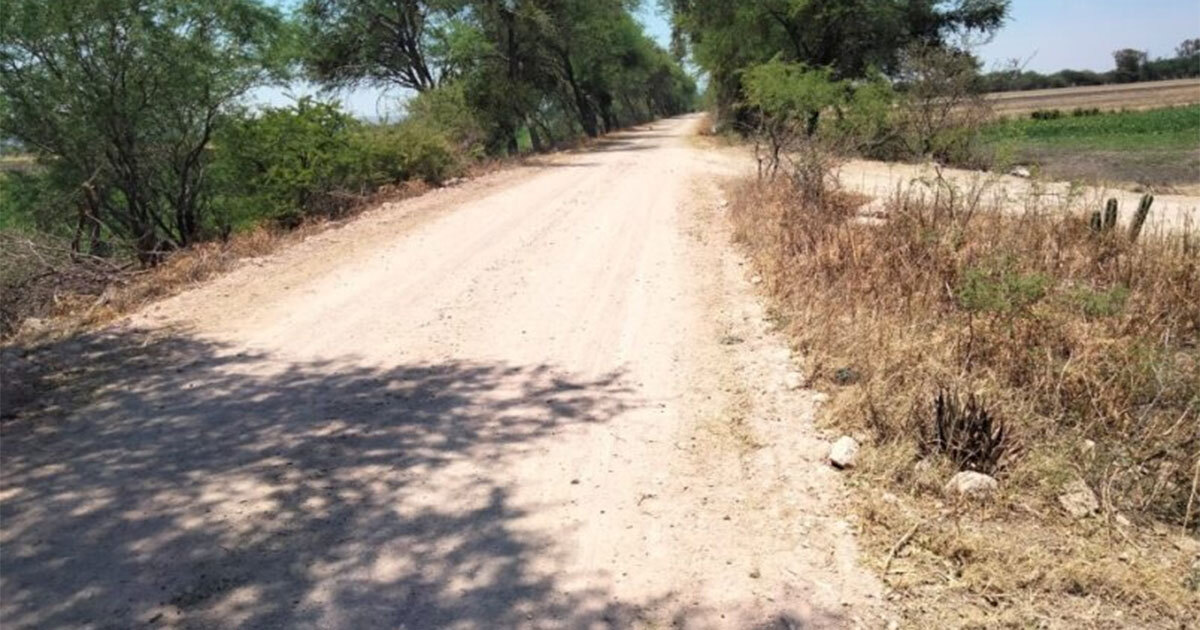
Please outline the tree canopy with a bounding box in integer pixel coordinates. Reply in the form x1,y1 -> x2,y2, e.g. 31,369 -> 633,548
0,0 -> 292,259
666,0 -> 1009,121
299,0 -> 697,143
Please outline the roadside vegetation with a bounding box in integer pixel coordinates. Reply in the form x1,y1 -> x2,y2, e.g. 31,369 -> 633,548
671,0 -> 1199,626
0,0 -> 696,338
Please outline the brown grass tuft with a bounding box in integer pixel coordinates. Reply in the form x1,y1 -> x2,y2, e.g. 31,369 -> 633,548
728,161 -> 1200,626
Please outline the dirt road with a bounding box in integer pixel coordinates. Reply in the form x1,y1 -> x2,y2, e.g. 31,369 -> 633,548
1,117 -> 889,629
838,158 -> 1200,233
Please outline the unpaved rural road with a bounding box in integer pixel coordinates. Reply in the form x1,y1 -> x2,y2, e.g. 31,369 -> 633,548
1,116 -> 891,629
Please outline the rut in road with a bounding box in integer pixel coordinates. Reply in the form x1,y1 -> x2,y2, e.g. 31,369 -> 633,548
1,116 -> 889,629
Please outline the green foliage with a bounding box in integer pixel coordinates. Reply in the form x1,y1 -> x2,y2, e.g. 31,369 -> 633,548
300,0 -> 696,148
743,61 -> 840,122
831,76 -> 901,151
404,82 -> 488,159
956,264 -> 1050,315
669,0 -> 1008,124
0,0 -> 291,259
212,98 -> 464,231
352,122 -> 462,186
1069,285 -> 1130,319
213,99 -> 360,228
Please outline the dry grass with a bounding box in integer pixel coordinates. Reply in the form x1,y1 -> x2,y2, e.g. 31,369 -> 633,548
728,161 -> 1200,627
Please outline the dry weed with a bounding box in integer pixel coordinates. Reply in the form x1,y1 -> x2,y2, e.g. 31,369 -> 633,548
728,160 -> 1200,626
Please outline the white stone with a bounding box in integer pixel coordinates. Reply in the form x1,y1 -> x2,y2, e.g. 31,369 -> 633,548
945,471 -> 998,500
1057,479 -> 1099,518
829,436 -> 860,469
784,372 -> 803,390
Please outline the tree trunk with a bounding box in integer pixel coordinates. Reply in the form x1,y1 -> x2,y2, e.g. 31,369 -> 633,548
559,51 -> 598,137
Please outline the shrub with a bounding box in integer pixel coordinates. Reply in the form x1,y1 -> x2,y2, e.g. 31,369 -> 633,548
1031,108 -> 1065,120
212,98 -> 465,232
214,98 -> 361,229
351,122 -> 463,187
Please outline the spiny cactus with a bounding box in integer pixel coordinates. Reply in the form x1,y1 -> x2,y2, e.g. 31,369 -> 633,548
919,389 -> 1010,474
1128,194 -> 1154,242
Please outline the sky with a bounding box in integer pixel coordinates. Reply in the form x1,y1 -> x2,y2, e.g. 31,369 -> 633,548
258,0 -> 1200,118
976,0 -> 1200,73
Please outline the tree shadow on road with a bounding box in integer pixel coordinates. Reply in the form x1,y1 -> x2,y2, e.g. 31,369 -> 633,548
1,327 -> 652,629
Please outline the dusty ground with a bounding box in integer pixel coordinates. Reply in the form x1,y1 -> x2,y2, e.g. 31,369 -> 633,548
1,117 -> 893,629
835,158 -> 1200,232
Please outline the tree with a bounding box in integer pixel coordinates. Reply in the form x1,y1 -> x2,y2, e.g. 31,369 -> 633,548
0,0 -> 290,261
667,0 -> 1008,125
299,0 -> 460,92
1177,38 -> 1200,59
300,0 -> 696,149
1112,48 -> 1148,83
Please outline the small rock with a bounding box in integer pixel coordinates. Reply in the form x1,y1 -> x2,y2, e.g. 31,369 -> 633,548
829,436 -> 860,469
750,275 -> 763,285
784,372 -> 803,390
1080,439 -> 1097,459
1009,166 -> 1032,178
812,392 -> 830,405
1057,479 -> 1099,519
1114,513 -> 1132,528
945,471 -> 998,500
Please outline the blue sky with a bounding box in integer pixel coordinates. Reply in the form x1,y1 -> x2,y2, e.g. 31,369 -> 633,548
258,0 -> 1200,118
977,0 -> 1200,73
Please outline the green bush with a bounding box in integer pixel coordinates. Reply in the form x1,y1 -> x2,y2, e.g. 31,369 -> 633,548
956,264 -> 1050,314
403,82 -> 487,159
211,98 -> 465,232
351,122 -> 463,187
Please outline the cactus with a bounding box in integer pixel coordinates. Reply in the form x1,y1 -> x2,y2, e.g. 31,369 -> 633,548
1129,194 -> 1154,242
1104,198 -> 1119,231
1090,210 -> 1103,232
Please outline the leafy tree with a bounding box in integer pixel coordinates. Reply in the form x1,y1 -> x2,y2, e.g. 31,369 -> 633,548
1113,48 -> 1148,83
298,0 -> 462,91
0,0 -> 290,261
667,0 -> 1008,124
1176,38 -> 1200,59
300,0 -> 696,149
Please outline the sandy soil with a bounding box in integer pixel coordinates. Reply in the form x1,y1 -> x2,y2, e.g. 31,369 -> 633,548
836,158 -> 1200,233
1,117 -> 892,629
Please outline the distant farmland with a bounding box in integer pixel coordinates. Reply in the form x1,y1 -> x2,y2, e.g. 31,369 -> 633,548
987,78 -> 1200,116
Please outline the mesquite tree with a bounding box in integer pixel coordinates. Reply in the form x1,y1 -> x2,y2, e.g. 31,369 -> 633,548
0,0 -> 291,262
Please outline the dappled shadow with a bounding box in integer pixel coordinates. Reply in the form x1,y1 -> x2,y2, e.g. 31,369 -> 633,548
0,327 -> 652,628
